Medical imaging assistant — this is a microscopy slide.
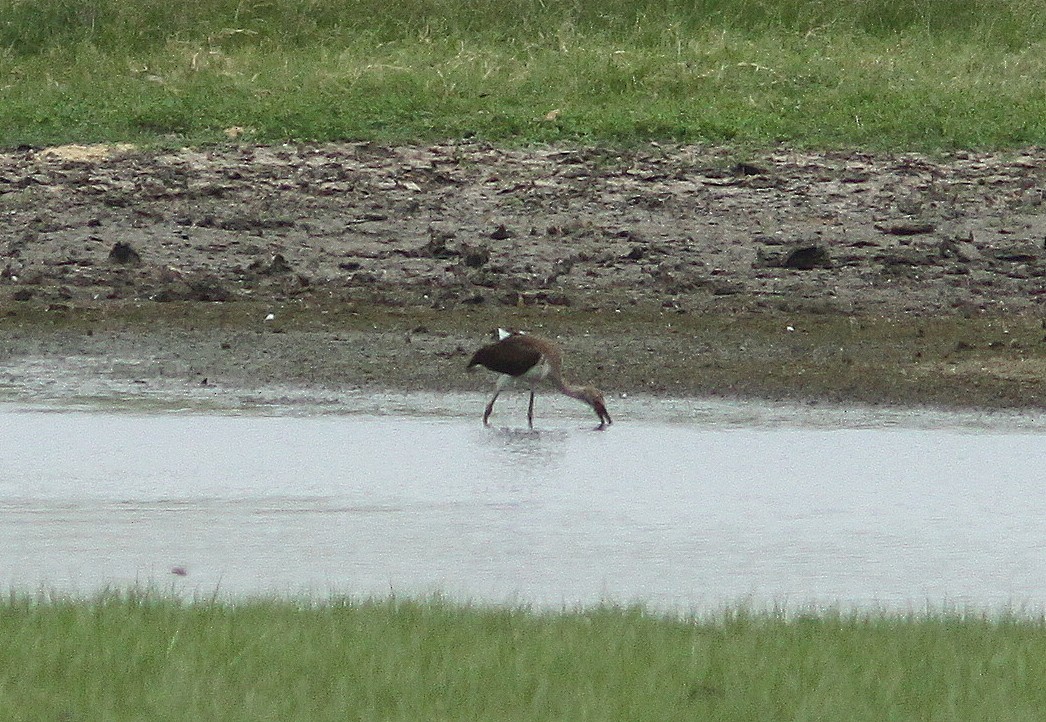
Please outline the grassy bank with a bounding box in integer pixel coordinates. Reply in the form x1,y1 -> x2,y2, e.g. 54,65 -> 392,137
2,592 -> 1046,721
2,0 -> 1046,148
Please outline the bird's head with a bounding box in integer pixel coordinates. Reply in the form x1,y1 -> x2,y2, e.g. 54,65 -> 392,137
577,386 -> 612,428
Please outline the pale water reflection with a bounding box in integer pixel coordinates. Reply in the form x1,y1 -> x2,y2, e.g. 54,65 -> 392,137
2,398 -> 1045,612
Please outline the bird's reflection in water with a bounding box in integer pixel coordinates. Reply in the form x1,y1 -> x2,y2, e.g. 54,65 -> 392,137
482,425 -> 569,469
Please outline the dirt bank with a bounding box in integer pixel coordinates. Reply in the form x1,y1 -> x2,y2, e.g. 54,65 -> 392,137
2,142 -> 1046,409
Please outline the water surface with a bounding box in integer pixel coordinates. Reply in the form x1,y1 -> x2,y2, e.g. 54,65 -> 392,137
2,396 -> 1045,612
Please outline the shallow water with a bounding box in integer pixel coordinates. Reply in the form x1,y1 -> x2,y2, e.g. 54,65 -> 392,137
2,395 -> 1046,612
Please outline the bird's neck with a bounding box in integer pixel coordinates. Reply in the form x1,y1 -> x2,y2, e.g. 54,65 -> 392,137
556,378 -> 586,400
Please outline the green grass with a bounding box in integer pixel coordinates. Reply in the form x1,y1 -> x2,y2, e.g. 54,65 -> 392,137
3,592 -> 1046,721
3,0 -> 1046,149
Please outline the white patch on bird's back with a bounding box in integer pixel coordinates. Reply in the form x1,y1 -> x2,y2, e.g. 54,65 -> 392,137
521,356 -> 552,383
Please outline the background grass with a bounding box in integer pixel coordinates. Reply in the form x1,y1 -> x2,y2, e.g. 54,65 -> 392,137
4,592 -> 1046,721
2,0 -> 1046,148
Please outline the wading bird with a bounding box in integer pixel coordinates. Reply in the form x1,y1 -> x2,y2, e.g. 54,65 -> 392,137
467,330 -> 612,429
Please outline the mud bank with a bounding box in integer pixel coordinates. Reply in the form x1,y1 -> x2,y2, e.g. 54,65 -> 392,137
2,142 -> 1046,408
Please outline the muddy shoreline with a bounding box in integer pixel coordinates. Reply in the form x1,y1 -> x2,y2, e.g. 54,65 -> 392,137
3,142 -> 1046,410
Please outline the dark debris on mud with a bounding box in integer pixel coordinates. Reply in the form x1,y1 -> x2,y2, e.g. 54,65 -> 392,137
3,142 -> 1046,316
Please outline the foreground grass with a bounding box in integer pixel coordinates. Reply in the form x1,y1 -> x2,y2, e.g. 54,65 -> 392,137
2,592 -> 1046,721
3,0 -> 1046,148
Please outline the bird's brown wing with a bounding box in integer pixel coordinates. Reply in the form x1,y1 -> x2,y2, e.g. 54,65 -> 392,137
467,335 -> 543,377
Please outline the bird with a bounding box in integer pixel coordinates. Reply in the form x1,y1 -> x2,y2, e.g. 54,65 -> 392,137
467,329 -> 612,429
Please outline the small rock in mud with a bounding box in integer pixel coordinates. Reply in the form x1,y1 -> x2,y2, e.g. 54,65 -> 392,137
879,222 -> 936,236
875,250 -> 938,267
993,244 -> 1041,263
783,245 -> 831,270
417,232 -> 458,259
939,237 -> 981,262
187,279 -> 233,302
108,241 -> 141,264
250,253 -> 292,275
755,244 -> 831,270
461,244 -> 490,268
490,224 -> 513,240
624,245 -> 646,261
732,162 -> 767,176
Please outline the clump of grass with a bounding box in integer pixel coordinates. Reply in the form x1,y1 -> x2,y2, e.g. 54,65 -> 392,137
2,0 -> 1046,149
4,591 -> 1046,720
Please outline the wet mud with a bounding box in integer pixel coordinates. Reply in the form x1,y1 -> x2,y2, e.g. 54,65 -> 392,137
3,142 -> 1046,408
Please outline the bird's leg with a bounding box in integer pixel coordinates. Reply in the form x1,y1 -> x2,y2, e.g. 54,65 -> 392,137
527,389 -> 535,429
483,391 -> 499,425
484,375 -> 513,426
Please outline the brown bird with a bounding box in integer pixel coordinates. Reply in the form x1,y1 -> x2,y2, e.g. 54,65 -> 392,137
467,330 -> 612,429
